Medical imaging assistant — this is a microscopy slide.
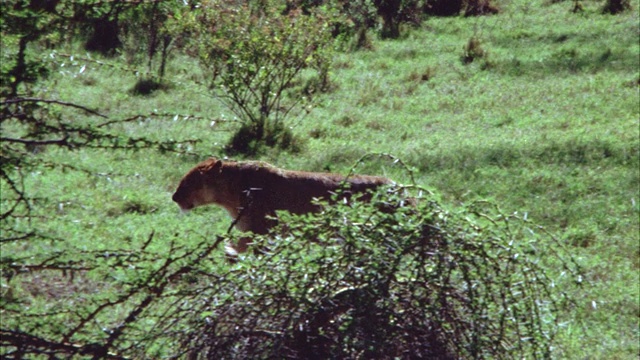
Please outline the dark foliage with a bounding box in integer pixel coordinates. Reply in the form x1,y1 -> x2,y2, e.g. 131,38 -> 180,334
130,78 -> 167,96
602,0 -> 631,14
424,0 -> 499,16
1,187 -> 581,358
85,18 -> 122,55
225,122 -> 302,155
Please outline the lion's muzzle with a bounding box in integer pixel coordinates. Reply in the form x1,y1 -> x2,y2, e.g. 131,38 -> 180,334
171,192 -> 193,212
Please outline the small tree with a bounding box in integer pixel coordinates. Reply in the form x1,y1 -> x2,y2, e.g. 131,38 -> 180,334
174,0 -> 337,154
373,0 -> 424,39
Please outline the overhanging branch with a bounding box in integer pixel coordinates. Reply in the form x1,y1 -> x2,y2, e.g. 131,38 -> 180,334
2,97 -> 107,118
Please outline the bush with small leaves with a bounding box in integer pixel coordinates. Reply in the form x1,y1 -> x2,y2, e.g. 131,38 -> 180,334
1,183 -> 581,358
150,187 -> 581,359
172,0 -> 337,155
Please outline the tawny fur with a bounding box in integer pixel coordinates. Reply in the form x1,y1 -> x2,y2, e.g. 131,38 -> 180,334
172,158 -> 393,253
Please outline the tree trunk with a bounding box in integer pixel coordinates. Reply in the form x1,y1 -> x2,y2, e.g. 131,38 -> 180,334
85,18 -> 121,56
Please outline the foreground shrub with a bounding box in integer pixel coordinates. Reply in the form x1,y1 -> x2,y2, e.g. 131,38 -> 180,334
1,186 -> 581,358
169,189 -> 579,358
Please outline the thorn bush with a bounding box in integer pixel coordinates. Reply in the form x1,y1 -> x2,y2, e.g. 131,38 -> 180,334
1,186 -> 581,358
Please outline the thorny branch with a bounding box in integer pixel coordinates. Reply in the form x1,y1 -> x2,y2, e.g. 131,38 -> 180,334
0,329 -> 128,360
1,97 -> 107,118
1,96 -> 202,237
2,229 -> 226,358
96,112 -> 237,128
1,191 -> 582,358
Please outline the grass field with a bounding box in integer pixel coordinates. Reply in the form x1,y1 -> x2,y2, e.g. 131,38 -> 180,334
2,0 -> 639,358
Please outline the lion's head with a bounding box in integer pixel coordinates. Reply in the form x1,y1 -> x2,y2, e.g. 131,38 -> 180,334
172,158 -> 225,212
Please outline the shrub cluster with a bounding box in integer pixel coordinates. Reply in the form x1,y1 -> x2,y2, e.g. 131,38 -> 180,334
170,0 -> 337,155
170,190 -> 578,358
2,187 -> 580,359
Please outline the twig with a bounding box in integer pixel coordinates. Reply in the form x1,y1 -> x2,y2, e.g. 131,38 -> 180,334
1,136 -> 69,146
347,152 -> 417,186
2,97 -> 107,118
97,112 -> 237,128
227,188 -> 261,234
0,329 -> 128,360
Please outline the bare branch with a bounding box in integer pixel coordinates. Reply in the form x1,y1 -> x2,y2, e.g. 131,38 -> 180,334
97,112 -> 238,128
0,329 -> 129,360
2,97 -> 107,118
1,136 -> 69,146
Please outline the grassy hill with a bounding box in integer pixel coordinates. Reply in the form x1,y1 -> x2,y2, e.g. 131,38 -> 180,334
2,0 -> 638,358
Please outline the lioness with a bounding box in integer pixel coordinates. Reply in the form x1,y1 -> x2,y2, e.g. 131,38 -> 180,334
172,158 -> 394,253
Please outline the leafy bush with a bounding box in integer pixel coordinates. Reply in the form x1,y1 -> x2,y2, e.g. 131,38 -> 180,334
172,0 -> 337,155
173,190 -> 580,358
462,36 -> 486,64
1,186 -> 581,358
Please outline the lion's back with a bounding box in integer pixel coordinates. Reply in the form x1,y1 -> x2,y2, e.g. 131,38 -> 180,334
236,167 -> 391,215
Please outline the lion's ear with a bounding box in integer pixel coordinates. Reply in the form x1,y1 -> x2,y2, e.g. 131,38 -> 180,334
202,159 -> 223,173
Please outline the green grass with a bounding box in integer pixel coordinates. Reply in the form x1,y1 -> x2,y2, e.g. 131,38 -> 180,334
2,0 -> 639,358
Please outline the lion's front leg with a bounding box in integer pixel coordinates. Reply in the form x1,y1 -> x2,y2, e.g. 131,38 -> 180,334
224,213 -> 264,256
226,206 -> 274,258
225,236 -> 252,255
